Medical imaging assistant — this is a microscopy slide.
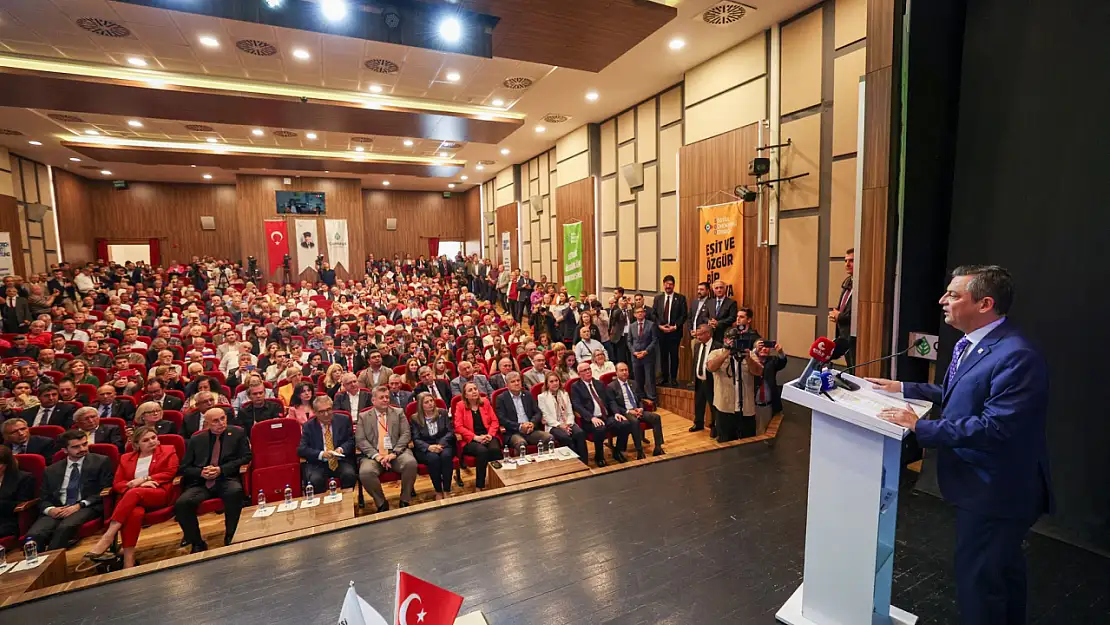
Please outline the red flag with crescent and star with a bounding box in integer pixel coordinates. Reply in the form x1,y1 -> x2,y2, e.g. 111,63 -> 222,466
264,220 -> 288,277
395,571 -> 463,625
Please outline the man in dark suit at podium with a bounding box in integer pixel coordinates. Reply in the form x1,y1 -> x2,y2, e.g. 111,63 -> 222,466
869,265 -> 1052,625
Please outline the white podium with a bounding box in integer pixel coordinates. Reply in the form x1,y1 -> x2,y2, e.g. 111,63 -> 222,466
775,373 -> 931,625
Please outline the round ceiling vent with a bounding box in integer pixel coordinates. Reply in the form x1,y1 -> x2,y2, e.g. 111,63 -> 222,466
502,77 -> 533,90
272,130 -> 298,137
364,59 -> 399,74
48,113 -> 85,123
478,160 -> 496,166
185,124 -> 215,132
350,136 -> 375,143
0,128 -> 23,136
236,39 -> 278,57
541,114 -> 569,124
76,18 -> 131,38
702,2 -> 748,25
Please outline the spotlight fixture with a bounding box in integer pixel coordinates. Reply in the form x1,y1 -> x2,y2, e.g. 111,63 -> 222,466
202,174 -> 213,180
438,17 -> 462,43
500,148 -> 510,155
320,0 -> 348,22
205,137 -> 219,143
439,152 -> 449,158
127,57 -> 148,67
292,48 -> 311,60
264,0 -> 283,8
668,38 -> 686,51
85,130 -> 100,136
460,175 -> 469,180
69,157 -> 81,162
586,91 -> 599,102
306,132 -> 317,140
127,120 -> 143,127
354,146 -> 365,152
28,140 -> 42,146
382,180 -> 390,186
448,183 -> 456,189
491,98 -> 505,107
403,139 -> 414,147
535,125 -> 546,133
369,84 -> 383,93
190,165 -> 197,167
476,164 -> 484,171
100,170 -> 112,176
445,71 -> 461,82
199,36 -> 219,48
252,128 -> 264,136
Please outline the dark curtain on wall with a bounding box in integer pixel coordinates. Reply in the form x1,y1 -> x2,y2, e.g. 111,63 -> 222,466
95,238 -> 108,263
427,237 -> 439,258
148,238 -> 161,267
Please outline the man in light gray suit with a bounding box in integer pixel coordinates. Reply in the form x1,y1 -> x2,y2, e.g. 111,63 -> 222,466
355,386 -> 418,512
450,360 -> 493,397
629,306 -> 658,401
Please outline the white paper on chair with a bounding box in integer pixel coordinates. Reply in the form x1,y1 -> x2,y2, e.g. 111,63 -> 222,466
323,493 -> 343,504
0,562 -> 15,576
252,506 -> 276,518
276,501 -> 299,513
11,556 -> 46,572
300,497 -> 321,509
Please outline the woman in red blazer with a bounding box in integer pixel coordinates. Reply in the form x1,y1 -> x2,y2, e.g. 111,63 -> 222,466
81,425 -> 179,570
452,382 -> 503,491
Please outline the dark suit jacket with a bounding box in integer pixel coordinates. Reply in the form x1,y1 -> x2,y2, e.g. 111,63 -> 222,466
333,390 -> 374,416
91,400 -> 136,424
150,394 -> 184,412
413,380 -> 451,403
86,424 -> 124,452
0,469 -> 35,524
409,409 -> 455,453
570,378 -> 613,421
606,378 -> 649,415
835,277 -> 853,339
1,296 -> 33,332
180,426 -> 252,489
389,390 -> 413,408
297,415 -> 356,469
22,403 -> 77,429
182,406 -> 235,439
692,339 -> 722,383
488,372 -> 509,390
708,297 -> 738,342
152,420 -> 179,435
654,292 -> 689,330
494,390 -> 542,435
629,319 -> 658,356
607,307 -> 627,343
38,452 -> 114,513
235,401 -> 284,438
5,435 -> 56,464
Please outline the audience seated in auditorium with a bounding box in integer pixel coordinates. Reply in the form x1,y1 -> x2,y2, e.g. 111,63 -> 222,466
450,360 -> 493,397
0,445 -> 35,540
495,371 -> 553,453
570,362 -> 634,468
132,401 -> 178,436
286,382 -> 317,424
607,362 -> 665,458
452,382 -> 502,492
25,430 -> 114,551
72,406 -> 125,453
408,392 -> 455,500
22,384 -> 75,429
538,372 -> 588,463
355,386 -> 417,512
297,395 -> 357,494
175,408 -> 251,552
90,384 -> 137,424
3,418 -> 56,464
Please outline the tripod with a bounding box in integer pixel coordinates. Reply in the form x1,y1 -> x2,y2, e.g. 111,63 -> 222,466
282,264 -> 293,285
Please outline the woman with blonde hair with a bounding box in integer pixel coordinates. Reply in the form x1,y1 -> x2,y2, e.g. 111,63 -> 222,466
64,358 -> 100,386
321,363 -> 345,398
538,371 -> 587,463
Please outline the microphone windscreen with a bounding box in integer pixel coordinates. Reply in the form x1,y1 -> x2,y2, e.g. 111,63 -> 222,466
809,337 -> 836,362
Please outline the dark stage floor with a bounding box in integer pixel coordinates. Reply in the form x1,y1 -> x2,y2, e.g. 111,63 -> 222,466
5,408 -> 1107,624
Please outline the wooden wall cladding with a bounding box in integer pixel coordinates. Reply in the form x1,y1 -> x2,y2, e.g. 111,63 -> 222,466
52,169 -> 95,263
555,178 -> 596,294
0,194 -> 28,277
463,187 -> 483,253
86,179 -> 240,263
364,189 -> 471,262
495,202 -> 518,271
780,7 -> 825,115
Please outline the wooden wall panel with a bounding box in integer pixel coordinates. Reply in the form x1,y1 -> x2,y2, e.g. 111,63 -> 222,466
555,177 -> 596,294
361,189 -> 472,264
833,48 -> 868,156
830,158 -> 857,254
52,169 -> 95,263
779,114 -> 822,210
495,202 -> 519,270
0,195 -> 28,277
781,7 -> 824,115
777,215 -> 819,306
684,78 -> 767,145
835,0 -> 868,48
464,187 -> 483,253
685,34 -> 767,107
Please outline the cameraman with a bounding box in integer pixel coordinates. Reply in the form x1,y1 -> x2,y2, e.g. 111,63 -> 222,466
705,307 -> 761,441
751,339 -> 787,436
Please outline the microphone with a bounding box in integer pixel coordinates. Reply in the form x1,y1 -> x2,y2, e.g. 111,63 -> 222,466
792,337 -> 837,389
833,337 -> 927,391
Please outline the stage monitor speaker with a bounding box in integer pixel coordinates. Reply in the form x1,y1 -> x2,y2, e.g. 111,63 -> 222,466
200,216 -> 216,230
25,203 -> 49,221
386,218 -> 398,231
620,162 -> 644,190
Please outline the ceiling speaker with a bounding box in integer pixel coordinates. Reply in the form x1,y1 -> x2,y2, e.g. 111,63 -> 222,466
200,216 -> 216,230
386,218 -> 398,231
25,204 -> 49,221
530,195 -> 543,212
620,162 -> 645,190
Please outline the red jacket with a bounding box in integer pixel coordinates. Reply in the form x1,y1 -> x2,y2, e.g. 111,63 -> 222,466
114,444 -> 179,498
453,398 -> 500,446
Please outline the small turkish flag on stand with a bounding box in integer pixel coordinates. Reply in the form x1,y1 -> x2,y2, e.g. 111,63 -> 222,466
264,219 -> 289,277
395,571 -> 464,625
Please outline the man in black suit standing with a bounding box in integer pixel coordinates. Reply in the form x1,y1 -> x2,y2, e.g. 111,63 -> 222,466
707,279 -> 738,343
175,408 -> 252,552
688,281 -> 711,337
495,372 -> 553,451
570,363 -> 634,467
2,418 -> 55,464
606,362 -> 664,458
145,379 -> 183,411
25,430 -> 114,550
829,248 -> 855,367
1,285 -> 32,333
333,373 -> 373,417
690,324 -> 720,436
654,275 -> 688,387
297,395 -> 357,493
22,384 -> 76,429
413,366 -> 451,405
629,307 -> 659,401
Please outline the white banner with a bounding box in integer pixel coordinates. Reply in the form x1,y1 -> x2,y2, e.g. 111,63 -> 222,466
0,232 -> 14,278
500,231 -> 511,271
294,219 -> 319,275
325,219 -> 350,273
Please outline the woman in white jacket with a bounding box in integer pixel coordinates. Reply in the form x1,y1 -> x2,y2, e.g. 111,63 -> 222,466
537,371 -> 588,463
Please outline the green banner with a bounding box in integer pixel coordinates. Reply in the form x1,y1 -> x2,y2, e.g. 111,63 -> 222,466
562,221 -> 584,296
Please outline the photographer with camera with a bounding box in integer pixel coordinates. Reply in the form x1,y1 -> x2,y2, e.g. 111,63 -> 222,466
752,338 -> 787,436
705,307 -> 761,442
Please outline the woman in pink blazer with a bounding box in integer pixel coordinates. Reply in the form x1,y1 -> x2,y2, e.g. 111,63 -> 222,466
452,382 -> 503,491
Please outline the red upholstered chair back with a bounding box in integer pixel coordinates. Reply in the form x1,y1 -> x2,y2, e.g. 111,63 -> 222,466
249,418 -> 301,469
15,454 -> 46,492
162,409 -> 184,431
490,387 -> 506,407
29,425 -> 65,440
100,417 -> 128,434
530,383 -> 544,403
600,372 -> 617,386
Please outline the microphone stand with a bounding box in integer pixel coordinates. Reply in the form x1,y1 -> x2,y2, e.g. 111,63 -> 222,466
833,338 -> 926,391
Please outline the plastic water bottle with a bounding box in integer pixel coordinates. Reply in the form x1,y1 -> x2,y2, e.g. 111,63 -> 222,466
502,443 -> 510,459
283,484 -> 293,504
804,370 -> 823,395
304,483 -> 314,500
519,443 -> 527,460
819,367 -> 835,392
328,478 -> 338,496
548,439 -> 556,454
257,490 -> 266,507
23,539 -> 37,561
0,545 -> 6,564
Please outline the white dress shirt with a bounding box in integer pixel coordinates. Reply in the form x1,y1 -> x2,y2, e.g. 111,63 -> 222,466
134,455 -> 153,480
346,392 -> 362,416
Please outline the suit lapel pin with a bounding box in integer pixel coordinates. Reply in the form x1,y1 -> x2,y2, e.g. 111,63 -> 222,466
977,348 -> 984,354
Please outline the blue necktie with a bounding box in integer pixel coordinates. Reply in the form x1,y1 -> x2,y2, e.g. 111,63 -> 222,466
945,337 -> 972,387
65,462 -> 81,506
623,382 -> 635,408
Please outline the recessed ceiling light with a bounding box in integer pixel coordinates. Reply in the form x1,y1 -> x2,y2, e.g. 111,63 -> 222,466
320,0 -> 348,22
668,38 -> 686,51
586,91 -> 599,102
199,36 -> 219,48
382,180 -> 390,186
69,157 -> 81,162
206,137 -> 219,143
28,140 -> 42,146
445,71 -> 461,82
252,128 -> 264,136
324,170 -> 329,173
145,79 -> 166,88
460,175 -> 469,180
127,119 -> 143,128
100,170 -> 112,176
500,148 -> 510,155
127,57 -> 148,67
369,84 -> 383,93
439,152 -> 449,158
438,17 -> 461,43
478,114 -> 494,121
491,98 -> 504,107
476,164 -> 484,171
190,165 -> 196,167
292,48 -> 311,60
85,129 -> 100,136
535,125 -> 546,133
264,0 -> 283,7
306,132 -> 317,140
403,139 -> 414,147
354,146 -> 365,152
448,183 -> 456,189
202,174 -> 213,180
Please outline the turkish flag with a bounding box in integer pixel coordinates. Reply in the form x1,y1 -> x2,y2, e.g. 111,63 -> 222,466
395,571 -> 464,625
264,220 -> 288,277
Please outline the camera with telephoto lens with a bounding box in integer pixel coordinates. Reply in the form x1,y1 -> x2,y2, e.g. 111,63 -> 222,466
282,254 -> 291,270
724,326 -> 757,356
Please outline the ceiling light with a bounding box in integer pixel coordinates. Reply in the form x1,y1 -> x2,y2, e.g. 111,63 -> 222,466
320,0 -> 348,22
292,48 -> 311,60
439,152 -> 449,158
460,175 -> 469,180
500,148 -> 510,155
85,129 -> 100,136
306,132 -> 317,140
354,146 -> 365,152
491,98 -> 504,107
668,38 -> 686,51
252,128 -> 264,136
264,0 -> 283,8
476,164 -> 484,171
145,79 -> 166,88
445,71 -> 461,82
324,170 -> 329,173
448,183 -> 456,189
586,91 -> 599,102
206,137 -> 219,143
127,120 -> 143,128
438,17 -> 461,43
28,140 -> 42,146
478,114 -> 494,121
403,139 -> 414,147
127,57 -> 148,67
202,174 -> 213,180
190,165 -> 196,167
199,36 -> 219,48
69,157 -> 81,162
369,84 -> 383,93
100,170 -> 112,176
382,181 -> 390,186
535,125 -> 546,133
